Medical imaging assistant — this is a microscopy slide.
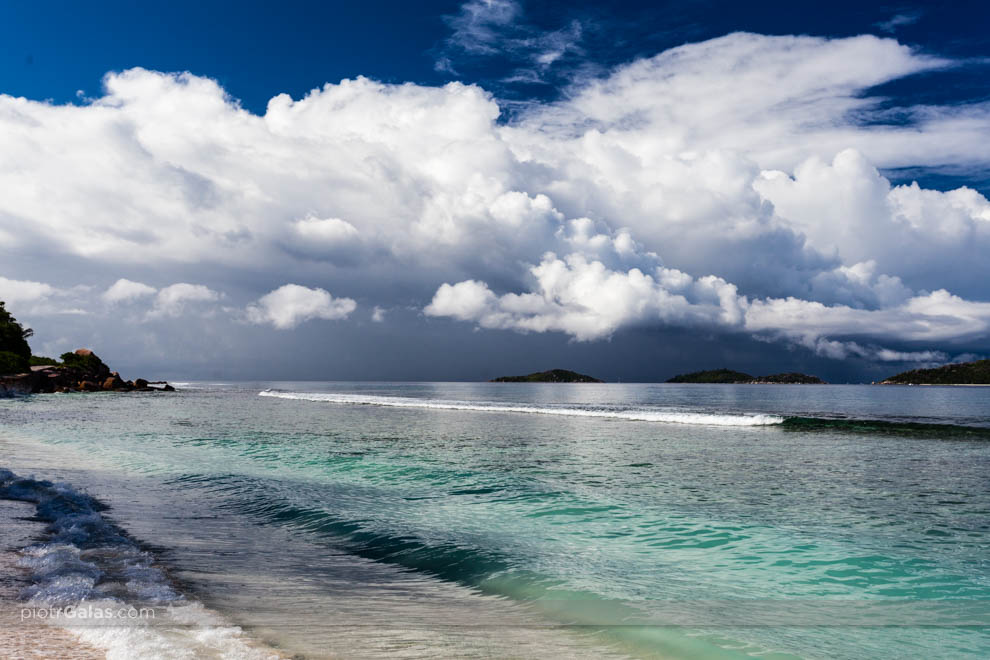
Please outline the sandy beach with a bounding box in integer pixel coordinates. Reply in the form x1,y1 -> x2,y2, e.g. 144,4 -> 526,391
0,469 -> 291,660
0,499 -> 104,659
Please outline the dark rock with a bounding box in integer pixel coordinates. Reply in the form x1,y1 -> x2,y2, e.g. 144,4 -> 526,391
1,373 -> 36,397
101,372 -> 134,391
102,375 -> 125,391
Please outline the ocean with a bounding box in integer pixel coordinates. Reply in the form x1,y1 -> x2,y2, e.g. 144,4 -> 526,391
1,382 -> 989,659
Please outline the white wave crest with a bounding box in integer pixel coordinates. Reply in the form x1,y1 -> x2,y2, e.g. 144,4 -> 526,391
258,391 -> 784,426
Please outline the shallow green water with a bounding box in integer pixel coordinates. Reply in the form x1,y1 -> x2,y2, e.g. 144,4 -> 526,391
1,382 -> 989,658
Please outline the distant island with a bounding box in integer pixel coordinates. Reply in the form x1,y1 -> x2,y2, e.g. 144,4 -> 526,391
753,372 -> 828,384
667,368 -> 753,383
491,369 -> 604,383
880,359 -> 990,385
667,368 -> 826,384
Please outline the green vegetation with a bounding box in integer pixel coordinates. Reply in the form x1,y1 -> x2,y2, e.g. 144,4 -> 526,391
0,301 -> 32,360
0,301 -> 34,374
881,360 -> 990,385
0,350 -> 28,375
754,372 -> 826,384
491,369 -> 604,383
668,368 -> 825,384
29,355 -> 59,367
667,368 -> 754,383
59,350 -> 108,374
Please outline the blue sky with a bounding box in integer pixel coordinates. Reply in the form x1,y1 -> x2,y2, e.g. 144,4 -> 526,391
1,0 -> 989,381
6,2 -> 988,115
5,0 -> 989,195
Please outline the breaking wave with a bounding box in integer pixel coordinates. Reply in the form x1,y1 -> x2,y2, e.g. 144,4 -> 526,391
258,390 -> 785,426
0,468 -> 279,659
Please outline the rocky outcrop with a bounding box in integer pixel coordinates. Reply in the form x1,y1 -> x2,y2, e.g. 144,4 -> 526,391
0,373 -> 37,397
1,349 -> 176,396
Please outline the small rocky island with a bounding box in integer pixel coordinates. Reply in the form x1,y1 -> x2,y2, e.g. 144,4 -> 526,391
879,359 -> 990,385
667,368 -> 826,384
491,369 -> 604,383
0,300 -> 174,396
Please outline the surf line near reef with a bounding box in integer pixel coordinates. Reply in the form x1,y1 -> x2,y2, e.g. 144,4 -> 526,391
258,390 -> 785,427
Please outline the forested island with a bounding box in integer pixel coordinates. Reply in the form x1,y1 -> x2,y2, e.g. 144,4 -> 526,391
754,372 -> 828,384
880,359 -> 990,385
667,369 -> 826,384
0,300 -> 173,395
491,369 -> 604,383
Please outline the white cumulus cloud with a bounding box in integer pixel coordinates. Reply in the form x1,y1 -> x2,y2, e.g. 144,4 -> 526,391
246,284 -> 357,329
0,276 -> 58,305
102,278 -> 157,304
426,252 -> 990,361
149,283 -> 221,318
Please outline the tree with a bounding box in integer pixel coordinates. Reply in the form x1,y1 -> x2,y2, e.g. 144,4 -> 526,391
0,301 -> 32,360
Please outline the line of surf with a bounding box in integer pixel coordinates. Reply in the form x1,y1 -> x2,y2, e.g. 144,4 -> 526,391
258,390 -> 784,426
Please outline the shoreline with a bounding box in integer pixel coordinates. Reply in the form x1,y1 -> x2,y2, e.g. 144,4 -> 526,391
0,428 -> 623,659
0,455 -> 290,660
0,499 -> 105,659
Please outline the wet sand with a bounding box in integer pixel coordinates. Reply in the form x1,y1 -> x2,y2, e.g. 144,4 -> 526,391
0,499 -> 105,659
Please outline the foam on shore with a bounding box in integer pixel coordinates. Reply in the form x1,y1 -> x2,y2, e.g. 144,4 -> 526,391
0,499 -> 106,659
0,469 -> 285,659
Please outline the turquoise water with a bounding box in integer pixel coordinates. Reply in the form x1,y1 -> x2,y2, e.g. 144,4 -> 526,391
2,382 -> 989,658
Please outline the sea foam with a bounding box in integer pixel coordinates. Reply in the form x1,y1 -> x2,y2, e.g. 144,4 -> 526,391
258,391 -> 784,426
0,469 -> 281,659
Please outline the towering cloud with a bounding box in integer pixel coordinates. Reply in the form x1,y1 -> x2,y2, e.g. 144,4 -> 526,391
1,32 -> 989,372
